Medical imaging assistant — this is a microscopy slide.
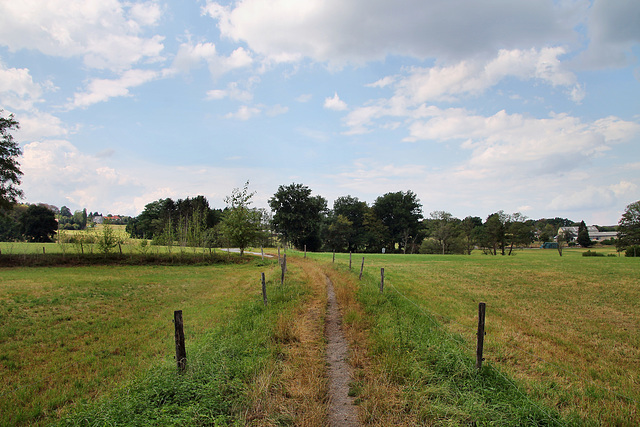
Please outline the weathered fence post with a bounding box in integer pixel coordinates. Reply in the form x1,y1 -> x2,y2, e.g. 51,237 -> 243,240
261,272 -> 267,306
359,257 -> 365,280
380,268 -> 384,293
261,246 -> 264,261
43,246 -> 45,255
278,246 -> 281,264
349,252 -> 352,270
476,302 -> 486,370
280,254 -> 287,285
174,310 -> 186,372
304,245 -> 307,258
333,251 -> 335,263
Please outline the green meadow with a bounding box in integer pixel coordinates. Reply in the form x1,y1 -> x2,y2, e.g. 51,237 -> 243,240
0,254 -> 293,426
310,248 -> 640,425
2,244 -> 638,425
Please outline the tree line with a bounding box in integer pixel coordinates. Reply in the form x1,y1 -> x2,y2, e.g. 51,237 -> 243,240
1,111 -> 639,255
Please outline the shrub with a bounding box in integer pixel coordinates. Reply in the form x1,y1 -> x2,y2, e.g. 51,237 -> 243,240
625,246 -> 640,257
582,250 -> 605,257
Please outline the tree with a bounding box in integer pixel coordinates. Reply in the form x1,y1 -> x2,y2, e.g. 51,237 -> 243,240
483,211 -> 507,255
577,220 -> 592,248
372,190 -> 423,253
325,214 -> 354,252
617,201 -> 640,251
460,216 -> 483,255
505,212 -> 533,255
427,211 -> 460,255
97,221 -> 119,254
0,111 -> 23,210
333,195 -> 368,252
221,181 -> 263,256
269,183 -> 327,251
21,204 -> 58,242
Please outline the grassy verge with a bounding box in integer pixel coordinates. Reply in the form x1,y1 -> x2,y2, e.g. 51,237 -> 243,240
308,249 -> 639,425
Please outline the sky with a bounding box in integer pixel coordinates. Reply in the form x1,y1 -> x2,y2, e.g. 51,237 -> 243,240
1,0 -> 639,225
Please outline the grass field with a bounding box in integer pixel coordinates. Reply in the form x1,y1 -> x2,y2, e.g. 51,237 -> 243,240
2,244 -> 638,425
0,254 -> 288,426
308,248 -> 640,425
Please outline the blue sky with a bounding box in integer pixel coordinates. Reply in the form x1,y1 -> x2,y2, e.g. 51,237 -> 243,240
1,0 -> 639,225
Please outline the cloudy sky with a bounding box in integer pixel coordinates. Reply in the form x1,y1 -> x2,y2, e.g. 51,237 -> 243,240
1,0 -> 639,225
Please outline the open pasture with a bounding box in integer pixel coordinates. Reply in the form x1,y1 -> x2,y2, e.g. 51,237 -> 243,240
0,259 -> 276,426
312,248 -> 639,425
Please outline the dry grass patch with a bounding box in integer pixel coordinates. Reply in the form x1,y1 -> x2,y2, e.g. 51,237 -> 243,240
246,258 -> 328,426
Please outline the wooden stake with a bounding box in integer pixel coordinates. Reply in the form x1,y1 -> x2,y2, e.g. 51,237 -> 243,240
380,268 -> 384,293
476,302 -> 486,370
174,310 -> 186,372
359,257 -> 365,280
349,252 -> 352,270
261,273 -> 267,306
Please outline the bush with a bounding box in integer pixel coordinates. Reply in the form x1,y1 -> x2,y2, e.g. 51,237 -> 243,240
582,250 -> 605,257
625,246 -> 640,257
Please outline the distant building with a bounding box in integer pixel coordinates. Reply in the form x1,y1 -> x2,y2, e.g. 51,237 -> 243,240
92,215 -> 104,224
557,226 -> 616,242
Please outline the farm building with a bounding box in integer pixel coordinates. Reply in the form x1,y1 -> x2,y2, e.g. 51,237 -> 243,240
557,226 -> 617,242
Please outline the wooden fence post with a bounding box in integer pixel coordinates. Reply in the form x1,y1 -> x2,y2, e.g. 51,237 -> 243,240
174,310 -> 187,372
280,254 -> 287,285
476,302 -> 486,370
304,245 -> 307,258
333,251 -> 335,263
349,252 -> 352,270
380,268 -> 384,293
261,246 -> 264,261
261,273 -> 267,306
359,257 -> 365,280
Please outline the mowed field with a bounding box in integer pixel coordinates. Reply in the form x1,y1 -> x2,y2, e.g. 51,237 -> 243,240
309,248 -> 640,425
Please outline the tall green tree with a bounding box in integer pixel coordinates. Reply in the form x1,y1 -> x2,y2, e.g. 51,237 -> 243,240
0,111 -> 23,210
505,212 -> 533,255
372,190 -> 423,253
577,220 -> 592,248
21,205 -> 58,242
333,195 -> 368,252
221,181 -> 263,256
617,201 -> 640,251
269,183 -> 327,251
428,211 -> 459,255
483,211 -> 507,255
325,214 -> 354,252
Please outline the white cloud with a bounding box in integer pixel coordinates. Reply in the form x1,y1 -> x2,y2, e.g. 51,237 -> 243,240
69,69 -> 160,108
203,0 -> 582,65
172,42 -> 253,78
324,92 -> 348,111
0,62 -> 55,111
224,105 -> 262,120
407,109 -> 640,176
550,181 -> 638,211
0,0 -> 165,71
206,78 -> 259,102
15,112 -> 68,141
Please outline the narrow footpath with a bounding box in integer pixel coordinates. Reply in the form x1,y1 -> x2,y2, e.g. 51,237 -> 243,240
325,275 -> 360,426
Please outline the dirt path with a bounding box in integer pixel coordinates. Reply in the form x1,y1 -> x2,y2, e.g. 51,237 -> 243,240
325,275 -> 360,426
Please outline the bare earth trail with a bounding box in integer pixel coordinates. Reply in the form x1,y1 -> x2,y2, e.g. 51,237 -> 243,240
325,274 -> 360,426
